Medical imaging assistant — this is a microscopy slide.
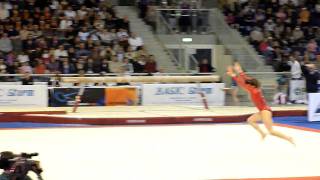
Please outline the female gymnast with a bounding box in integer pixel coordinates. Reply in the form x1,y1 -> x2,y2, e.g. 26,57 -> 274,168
226,62 -> 295,145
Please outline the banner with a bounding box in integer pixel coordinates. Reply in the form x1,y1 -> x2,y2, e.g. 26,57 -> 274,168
105,87 -> 138,105
0,85 -> 48,107
308,93 -> 320,122
289,80 -> 306,102
142,83 -> 225,106
49,87 -> 105,107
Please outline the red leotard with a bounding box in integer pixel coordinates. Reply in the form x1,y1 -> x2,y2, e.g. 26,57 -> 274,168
233,72 -> 271,111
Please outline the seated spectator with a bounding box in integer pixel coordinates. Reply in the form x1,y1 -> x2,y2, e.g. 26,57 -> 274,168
34,59 -> 47,74
108,55 -> 124,73
121,57 -> 134,73
100,59 -> 110,73
144,55 -> 157,73
128,32 -> 144,51
75,43 -> 91,58
54,45 -> 68,59
117,28 -> 129,48
19,61 -> 33,74
0,58 -> 7,74
78,27 -> 90,42
47,58 -> 60,73
21,72 -> 34,85
49,73 -> 62,87
0,33 -> 13,53
60,57 -> 75,74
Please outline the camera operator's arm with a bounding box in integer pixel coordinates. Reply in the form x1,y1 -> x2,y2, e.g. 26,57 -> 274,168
0,171 -> 11,180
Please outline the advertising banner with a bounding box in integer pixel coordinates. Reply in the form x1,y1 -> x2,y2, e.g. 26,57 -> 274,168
308,93 -> 320,122
289,80 -> 307,102
105,87 -> 138,105
0,85 -> 48,107
142,83 -> 225,106
49,87 -> 105,107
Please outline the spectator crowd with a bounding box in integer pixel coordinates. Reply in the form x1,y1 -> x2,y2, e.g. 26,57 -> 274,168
0,0 -> 158,81
223,0 -> 320,103
223,0 -> 320,73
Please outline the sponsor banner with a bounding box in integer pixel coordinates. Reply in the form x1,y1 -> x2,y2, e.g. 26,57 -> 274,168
49,87 -> 105,107
289,80 -> 307,102
105,87 -> 138,105
142,83 -> 225,106
308,93 -> 320,122
0,85 -> 48,107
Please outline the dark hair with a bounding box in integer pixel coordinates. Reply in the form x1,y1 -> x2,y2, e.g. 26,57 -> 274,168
245,78 -> 260,88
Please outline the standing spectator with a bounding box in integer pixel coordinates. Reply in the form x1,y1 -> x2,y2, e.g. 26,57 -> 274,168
198,58 -> 215,73
302,63 -> 320,93
138,0 -> 149,19
288,55 -> 302,79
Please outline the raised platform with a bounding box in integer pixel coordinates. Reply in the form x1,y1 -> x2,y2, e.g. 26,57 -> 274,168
0,105 -> 307,125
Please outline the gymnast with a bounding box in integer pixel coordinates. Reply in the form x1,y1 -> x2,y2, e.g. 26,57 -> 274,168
226,62 -> 295,145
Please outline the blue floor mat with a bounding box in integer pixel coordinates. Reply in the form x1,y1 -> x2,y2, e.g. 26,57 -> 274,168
274,116 -> 320,131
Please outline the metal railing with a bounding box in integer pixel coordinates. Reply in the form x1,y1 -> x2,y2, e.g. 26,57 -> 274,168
210,8 -> 265,71
155,8 -> 211,35
189,54 -> 199,71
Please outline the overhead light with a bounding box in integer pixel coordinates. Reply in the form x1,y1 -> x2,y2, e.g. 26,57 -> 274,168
182,37 -> 193,42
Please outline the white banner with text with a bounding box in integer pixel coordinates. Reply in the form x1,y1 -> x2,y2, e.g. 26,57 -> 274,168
308,93 -> 320,122
142,83 -> 225,106
0,85 -> 48,107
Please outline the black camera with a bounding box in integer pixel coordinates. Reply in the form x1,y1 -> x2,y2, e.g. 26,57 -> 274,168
0,151 -> 43,180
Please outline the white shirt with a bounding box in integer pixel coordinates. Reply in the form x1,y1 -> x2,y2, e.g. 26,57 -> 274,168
17,55 -> 30,63
78,31 -> 90,41
54,49 -> 68,59
59,20 -> 73,30
128,37 -> 144,51
288,60 -> 302,79
65,10 -> 76,19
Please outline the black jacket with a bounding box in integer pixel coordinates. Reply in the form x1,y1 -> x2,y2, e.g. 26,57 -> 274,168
302,65 -> 320,93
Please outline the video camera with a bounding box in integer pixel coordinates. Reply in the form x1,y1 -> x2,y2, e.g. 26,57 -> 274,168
0,151 -> 43,180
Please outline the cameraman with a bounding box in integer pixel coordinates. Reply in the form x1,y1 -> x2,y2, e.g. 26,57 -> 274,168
0,157 -> 32,180
0,158 -> 11,180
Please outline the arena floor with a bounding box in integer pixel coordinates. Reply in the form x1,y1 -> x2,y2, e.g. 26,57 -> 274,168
0,123 -> 319,180
0,105 -> 319,179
